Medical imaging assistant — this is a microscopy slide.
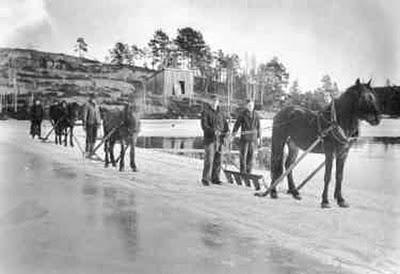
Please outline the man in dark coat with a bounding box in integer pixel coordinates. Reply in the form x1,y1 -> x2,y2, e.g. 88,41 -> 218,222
29,99 -> 44,139
201,95 -> 229,186
232,99 -> 261,174
83,93 -> 101,155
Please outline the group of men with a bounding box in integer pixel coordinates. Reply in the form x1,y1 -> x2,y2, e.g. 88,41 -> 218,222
200,95 -> 261,186
28,94 -> 103,156
29,93 -> 260,183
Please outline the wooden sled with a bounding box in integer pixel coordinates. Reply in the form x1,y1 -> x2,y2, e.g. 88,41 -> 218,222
222,138 -> 265,191
223,169 -> 263,190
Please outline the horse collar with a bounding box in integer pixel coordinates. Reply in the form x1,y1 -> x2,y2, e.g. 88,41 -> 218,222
317,111 -> 349,145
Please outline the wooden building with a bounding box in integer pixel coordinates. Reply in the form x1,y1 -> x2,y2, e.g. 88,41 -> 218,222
146,68 -> 195,104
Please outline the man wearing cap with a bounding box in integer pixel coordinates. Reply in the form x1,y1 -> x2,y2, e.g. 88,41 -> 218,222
200,95 -> 229,186
232,99 -> 261,174
83,93 -> 101,156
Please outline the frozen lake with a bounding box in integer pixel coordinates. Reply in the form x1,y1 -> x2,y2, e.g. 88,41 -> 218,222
0,119 -> 399,274
138,118 -> 400,138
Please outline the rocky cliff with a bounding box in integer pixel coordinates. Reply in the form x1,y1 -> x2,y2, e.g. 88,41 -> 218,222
0,47 -> 156,103
0,48 -> 212,118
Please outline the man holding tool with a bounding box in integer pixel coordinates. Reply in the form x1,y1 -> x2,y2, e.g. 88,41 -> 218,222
232,99 -> 261,174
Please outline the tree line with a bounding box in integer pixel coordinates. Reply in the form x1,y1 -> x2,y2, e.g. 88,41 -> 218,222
74,28 -> 342,111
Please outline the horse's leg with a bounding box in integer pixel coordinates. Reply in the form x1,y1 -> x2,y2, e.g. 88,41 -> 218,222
60,128 -> 64,146
285,140 -> 301,200
70,126 -> 74,147
119,140 -> 125,172
334,148 -> 350,208
56,126 -> 62,145
269,132 -> 287,199
64,128 -> 68,146
54,125 -> 58,144
130,134 -> 137,172
57,130 -> 60,145
110,139 -> 116,167
104,139 -> 110,168
321,149 -> 334,208
85,129 -> 89,153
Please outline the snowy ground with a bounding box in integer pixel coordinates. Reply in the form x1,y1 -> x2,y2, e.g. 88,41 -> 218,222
0,120 -> 399,274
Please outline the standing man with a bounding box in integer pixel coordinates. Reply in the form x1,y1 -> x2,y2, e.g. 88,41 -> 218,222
232,99 -> 261,174
29,99 -> 44,139
125,95 -> 141,172
83,93 -> 101,156
201,94 -> 229,186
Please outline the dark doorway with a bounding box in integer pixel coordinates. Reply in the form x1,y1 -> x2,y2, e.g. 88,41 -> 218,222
179,81 -> 185,95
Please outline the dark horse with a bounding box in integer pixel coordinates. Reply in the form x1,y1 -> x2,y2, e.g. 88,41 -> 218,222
263,79 -> 380,208
49,101 -> 80,146
101,104 -> 140,172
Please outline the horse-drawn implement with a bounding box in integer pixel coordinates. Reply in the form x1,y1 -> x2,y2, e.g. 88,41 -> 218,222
252,79 -> 380,208
222,124 -> 337,194
40,102 -> 139,171
222,79 -> 380,209
42,102 -> 80,146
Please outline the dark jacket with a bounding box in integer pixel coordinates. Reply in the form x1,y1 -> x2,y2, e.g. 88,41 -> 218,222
30,105 -> 44,121
201,105 -> 229,145
83,101 -> 101,126
232,109 -> 261,142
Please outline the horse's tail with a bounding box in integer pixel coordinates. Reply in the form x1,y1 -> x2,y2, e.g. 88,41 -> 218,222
270,119 -> 288,182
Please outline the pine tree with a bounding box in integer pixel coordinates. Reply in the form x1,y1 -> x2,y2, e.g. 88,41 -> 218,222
148,29 -> 171,69
257,57 -> 289,109
175,27 -> 208,69
74,37 -> 88,58
108,42 -> 131,65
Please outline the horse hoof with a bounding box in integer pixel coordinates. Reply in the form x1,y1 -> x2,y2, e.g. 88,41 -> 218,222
270,191 -> 278,199
337,200 -> 350,208
131,167 -> 138,172
293,194 -> 302,200
287,190 -> 302,200
321,202 -> 331,209
254,192 -> 267,197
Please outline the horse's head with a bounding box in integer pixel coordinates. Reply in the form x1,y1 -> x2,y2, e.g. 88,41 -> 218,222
351,78 -> 381,126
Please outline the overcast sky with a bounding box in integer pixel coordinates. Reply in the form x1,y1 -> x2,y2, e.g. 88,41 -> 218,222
1,0 -> 399,90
